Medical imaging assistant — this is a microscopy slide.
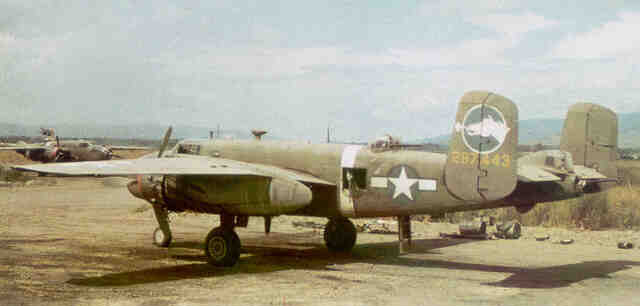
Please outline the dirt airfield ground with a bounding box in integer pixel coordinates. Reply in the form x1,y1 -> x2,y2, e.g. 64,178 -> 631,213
1,153 -> 640,305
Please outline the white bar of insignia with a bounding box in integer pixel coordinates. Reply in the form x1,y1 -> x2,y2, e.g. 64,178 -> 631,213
418,179 -> 437,191
370,177 -> 388,188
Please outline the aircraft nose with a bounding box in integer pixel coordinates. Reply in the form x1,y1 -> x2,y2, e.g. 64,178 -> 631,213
127,175 -> 144,199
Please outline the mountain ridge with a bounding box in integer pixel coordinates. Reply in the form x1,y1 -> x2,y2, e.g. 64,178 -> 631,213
2,111 -> 639,147
420,111 -> 640,148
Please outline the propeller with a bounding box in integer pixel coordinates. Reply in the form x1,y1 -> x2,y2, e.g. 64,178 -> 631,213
157,126 -> 173,158
53,136 -> 66,162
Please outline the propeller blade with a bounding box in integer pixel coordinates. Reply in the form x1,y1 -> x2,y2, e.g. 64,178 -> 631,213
157,126 -> 173,158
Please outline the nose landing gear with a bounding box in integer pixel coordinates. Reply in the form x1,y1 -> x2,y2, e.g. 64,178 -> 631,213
151,204 -> 172,247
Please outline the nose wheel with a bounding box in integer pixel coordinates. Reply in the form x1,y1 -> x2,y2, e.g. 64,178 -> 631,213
153,227 -> 172,247
204,227 -> 241,267
151,204 -> 172,248
324,217 -> 357,252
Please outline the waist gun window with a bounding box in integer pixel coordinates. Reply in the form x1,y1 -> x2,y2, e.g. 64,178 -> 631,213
178,144 -> 201,155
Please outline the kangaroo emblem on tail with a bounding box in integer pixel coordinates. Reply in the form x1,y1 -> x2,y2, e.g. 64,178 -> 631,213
455,104 -> 511,154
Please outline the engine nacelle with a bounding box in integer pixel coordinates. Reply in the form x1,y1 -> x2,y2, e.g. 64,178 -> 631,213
24,147 -> 58,163
127,175 -> 312,215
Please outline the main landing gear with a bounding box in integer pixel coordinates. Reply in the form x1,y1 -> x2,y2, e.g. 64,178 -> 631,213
397,215 -> 412,254
323,216 -> 412,254
149,209 -> 261,267
324,217 -> 357,252
151,210 -> 362,266
204,214 -> 242,267
204,226 -> 241,267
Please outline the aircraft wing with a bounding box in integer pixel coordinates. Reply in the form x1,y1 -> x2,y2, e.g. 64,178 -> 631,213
108,145 -> 152,150
0,145 -> 46,151
12,156 -> 335,186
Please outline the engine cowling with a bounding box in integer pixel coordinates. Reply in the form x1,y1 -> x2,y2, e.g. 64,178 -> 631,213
24,147 -> 58,163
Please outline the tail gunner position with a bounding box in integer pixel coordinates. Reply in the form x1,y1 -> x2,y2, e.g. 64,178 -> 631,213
14,91 -> 619,267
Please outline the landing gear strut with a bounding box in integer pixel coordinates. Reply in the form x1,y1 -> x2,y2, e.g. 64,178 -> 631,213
204,213 -> 242,266
151,204 -> 172,247
264,216 -> 272,234
324,217 -> 357,252
398,215 -> 411,254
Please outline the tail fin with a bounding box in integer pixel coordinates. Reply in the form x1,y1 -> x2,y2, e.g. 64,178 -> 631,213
560,103 -> 618,179
39,128 -> 56,141
444,91 -> 518,202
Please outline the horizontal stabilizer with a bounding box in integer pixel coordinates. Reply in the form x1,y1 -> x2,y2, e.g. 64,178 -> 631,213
517,165 -> 561,182
573,165 -> 607,180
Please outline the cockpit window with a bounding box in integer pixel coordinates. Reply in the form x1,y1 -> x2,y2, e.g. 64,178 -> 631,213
369,135 -> 401,152
177,143 -> 201,155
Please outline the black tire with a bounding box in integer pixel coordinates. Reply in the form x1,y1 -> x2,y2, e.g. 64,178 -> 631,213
204,227 -> 241,267
153,227 -> 172,247
324,218 -> 357,252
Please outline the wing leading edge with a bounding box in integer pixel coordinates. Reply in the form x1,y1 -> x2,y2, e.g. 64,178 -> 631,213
12,156 -> 335,186
0,145 -> 47,151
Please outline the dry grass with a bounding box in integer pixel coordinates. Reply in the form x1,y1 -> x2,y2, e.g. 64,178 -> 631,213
448,161 -> 640,231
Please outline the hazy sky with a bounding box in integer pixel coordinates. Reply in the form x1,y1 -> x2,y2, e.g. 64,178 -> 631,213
1,1 -> 638,141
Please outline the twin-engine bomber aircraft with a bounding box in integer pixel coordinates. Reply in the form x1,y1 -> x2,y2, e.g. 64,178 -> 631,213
13,91 -> 619,267
1,128 -> 149,163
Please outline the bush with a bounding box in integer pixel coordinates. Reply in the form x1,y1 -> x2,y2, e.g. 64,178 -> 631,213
0,165 -> 29,182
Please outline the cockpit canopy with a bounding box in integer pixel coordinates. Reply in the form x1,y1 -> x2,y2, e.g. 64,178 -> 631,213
368,135 -> 402,152
176,141 -> 202,155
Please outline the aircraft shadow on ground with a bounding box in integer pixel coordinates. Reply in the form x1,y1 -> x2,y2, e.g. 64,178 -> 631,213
67,232 -> 640,289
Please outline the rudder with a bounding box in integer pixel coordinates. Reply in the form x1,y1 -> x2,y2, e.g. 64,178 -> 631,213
444,91 -> 518,202
560,103 -> 618,180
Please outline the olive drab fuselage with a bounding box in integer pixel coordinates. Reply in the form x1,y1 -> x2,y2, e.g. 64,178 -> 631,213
161,91 -> 528,219
168,139 -> 504,218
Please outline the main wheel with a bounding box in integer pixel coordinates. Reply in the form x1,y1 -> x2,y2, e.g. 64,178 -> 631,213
324,218 -> 357,252
204,227 -> 241,267
153,227 -> 172,247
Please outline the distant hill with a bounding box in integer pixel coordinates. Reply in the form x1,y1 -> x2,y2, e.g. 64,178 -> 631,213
0,123 -> 267,141
2,111 -> 640,147
421,112 -> 640,148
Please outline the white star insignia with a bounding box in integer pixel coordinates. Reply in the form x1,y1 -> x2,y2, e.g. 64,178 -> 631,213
388,167 -> 418,200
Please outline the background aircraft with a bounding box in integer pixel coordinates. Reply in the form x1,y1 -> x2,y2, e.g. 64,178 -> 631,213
1,128 -> 149,163
13,91 -> 619,267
